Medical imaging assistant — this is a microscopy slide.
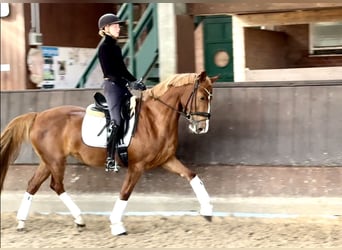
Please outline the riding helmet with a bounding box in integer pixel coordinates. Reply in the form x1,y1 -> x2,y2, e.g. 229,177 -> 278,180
98,13 -> 125,30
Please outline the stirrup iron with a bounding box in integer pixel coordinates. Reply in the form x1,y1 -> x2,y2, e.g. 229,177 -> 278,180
106,158 -> 120,172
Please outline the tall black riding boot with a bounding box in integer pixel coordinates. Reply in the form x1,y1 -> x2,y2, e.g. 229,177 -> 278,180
106,120 -> 119,172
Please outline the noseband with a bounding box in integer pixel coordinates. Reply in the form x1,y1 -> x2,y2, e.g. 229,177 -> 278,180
151,76 -> 212,123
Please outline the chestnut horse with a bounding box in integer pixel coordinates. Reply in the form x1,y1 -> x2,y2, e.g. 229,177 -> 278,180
0,71 -> 218,236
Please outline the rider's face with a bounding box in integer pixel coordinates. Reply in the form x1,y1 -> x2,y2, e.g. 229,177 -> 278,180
107,23 -> 120,38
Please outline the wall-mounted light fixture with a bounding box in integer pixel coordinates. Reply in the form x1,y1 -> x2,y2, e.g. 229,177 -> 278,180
0,3 -> 10,18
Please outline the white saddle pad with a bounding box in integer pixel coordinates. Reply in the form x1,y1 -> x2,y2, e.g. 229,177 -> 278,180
81,96 -> 137,148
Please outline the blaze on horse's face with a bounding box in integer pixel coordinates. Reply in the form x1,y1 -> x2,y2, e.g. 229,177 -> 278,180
187,72 -> 218,134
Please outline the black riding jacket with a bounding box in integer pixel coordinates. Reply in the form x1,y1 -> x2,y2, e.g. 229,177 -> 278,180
98,35 -> 136,85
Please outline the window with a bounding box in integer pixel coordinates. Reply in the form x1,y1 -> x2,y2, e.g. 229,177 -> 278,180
309,22 -> 342,55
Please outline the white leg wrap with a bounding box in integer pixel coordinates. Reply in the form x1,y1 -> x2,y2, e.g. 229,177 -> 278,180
110,199 -> 127,224
59,192 -> 84,225
110,199 -> 128,235
17,220 -> 26,231
190,175 -> 213,216
17,192 -> 33,221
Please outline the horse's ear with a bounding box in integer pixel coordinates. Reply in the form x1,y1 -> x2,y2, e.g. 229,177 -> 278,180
210,75 -> 220,84
198,71 -> 207,82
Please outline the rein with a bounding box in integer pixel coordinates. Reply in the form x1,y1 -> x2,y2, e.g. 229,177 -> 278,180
151,77 -> 212,123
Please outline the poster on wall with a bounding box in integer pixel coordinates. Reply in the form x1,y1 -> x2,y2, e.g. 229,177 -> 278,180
41,46 -> 96,89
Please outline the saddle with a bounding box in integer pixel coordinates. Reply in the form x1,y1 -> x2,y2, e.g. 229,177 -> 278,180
82,92 -> 139,166
93,92 -> 135,137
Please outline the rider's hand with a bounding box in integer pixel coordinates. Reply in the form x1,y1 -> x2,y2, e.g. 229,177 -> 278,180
128,78 -> 146,91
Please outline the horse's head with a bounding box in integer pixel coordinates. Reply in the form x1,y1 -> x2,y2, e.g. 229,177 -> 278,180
181,71 -> 219,134
145,71 -> 219,134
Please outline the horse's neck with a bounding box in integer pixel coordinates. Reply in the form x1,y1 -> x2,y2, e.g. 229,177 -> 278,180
141,90 -> 181,132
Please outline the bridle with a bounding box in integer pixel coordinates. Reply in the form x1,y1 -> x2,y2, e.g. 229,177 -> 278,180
151,76 -> 213,124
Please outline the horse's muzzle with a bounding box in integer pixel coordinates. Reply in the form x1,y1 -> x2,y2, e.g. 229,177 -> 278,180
189,119 -> 209,134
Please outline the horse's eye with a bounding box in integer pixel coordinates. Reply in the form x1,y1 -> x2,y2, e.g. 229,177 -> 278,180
200,96 -> 206,101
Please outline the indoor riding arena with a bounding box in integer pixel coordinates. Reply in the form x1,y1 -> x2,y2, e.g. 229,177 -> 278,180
1,82 -> 341,248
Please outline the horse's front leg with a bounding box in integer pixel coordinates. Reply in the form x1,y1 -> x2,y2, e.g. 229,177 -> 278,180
110,166 -> 143,236
49,169 -> 86,229
162,156 -> 213,220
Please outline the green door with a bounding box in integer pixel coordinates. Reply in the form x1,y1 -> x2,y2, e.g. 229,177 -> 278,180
203,16 -> 234,82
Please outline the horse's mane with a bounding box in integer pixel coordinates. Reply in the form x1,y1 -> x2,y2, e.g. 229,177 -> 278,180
144,73 -> 198,99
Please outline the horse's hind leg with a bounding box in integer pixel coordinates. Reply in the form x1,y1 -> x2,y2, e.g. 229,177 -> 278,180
162,156 -> 213,219
16,163 -> 51,231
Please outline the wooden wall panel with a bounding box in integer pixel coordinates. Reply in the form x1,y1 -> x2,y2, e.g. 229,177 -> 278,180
0,4 -> 27,90
176,15 -> 195,73
177,82 -> 342,166
245,28 -> 288,69
1,82 -> 342,166
39,3 -> 117,48
237,8 -> 342,26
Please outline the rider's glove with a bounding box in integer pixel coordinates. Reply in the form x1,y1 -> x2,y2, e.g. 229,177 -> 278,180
127,78 -> 146,91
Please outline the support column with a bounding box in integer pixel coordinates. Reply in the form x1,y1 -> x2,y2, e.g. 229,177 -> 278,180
157,3 -> 186,81
232,15 -> 246,82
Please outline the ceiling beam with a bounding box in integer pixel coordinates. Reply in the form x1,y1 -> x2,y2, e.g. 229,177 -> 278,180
186,3 -> 342,15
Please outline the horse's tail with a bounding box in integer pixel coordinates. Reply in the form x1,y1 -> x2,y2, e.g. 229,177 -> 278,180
0,112 -> 38,191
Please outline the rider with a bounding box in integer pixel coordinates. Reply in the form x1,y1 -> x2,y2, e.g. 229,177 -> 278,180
97,13 -> 145,170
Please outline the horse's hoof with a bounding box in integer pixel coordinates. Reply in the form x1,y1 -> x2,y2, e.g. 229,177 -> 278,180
118,232 -> 128,236
110,222 -> 126,236
203,215 -> 212,222
76,223 -> 86,232
16,220 -> 26,232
